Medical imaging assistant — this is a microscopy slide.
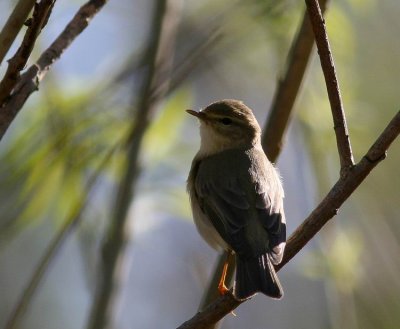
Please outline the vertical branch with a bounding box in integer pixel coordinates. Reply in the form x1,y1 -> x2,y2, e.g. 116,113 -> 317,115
0,0 -> 36,65
305,0 -> 355,174
262,0 -> 329,162
85,1 -> 182,329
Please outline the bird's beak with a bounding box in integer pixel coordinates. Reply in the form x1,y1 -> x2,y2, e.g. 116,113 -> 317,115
186,109 -> 207,121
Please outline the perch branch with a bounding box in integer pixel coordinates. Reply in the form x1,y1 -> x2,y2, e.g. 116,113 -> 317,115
0,0 -> 109,141
0,0 -> 37,65
178,110 -> 400,329
305,0 -> 354,174
0,0 -> 56,105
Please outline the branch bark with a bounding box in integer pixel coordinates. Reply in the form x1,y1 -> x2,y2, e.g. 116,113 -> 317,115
0,0 -> 56,105
305,0 -> 354,174
0,0 -> 109,141
0,0 -> 36,65
85,1 -> 182,328
177,110 -> 400,329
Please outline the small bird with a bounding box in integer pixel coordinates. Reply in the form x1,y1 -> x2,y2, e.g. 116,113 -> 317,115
186,99 -> 286,300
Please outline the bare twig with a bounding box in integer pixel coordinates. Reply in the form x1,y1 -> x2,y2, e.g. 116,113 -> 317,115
305,0 -> 355,174
201,1 -> 330,323
0,0 -> 36,66
85,1 -> 182,329
3,143 -> 119,329
0,0 -> 109,141
262,0 -> 329,162
177,110 -> 400,329
0,0 -> 56,105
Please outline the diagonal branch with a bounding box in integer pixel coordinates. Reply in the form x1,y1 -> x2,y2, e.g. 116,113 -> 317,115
0,0 -> 37,66
0,0 -> 56,105
305,0 -> 355,174
0,0 -> 109,141
178,110 -> 400,329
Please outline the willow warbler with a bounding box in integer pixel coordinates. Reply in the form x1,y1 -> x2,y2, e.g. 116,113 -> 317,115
187,99 -> 286,300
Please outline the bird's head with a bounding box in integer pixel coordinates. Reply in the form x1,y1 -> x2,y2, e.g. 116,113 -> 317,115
187,99 -> 262,156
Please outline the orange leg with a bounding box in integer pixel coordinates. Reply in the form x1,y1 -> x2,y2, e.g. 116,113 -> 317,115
218,251 -> 232,295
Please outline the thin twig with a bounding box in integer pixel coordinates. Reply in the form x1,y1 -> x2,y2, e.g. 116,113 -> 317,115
177,110 -> 400,329
305,0 -> 355,174
85,1 -> 182,328
0,0 -> 109,141
262,0 -> 329,162
3,143 -> 120,329
0,0 -> 56,105
0,0 -> 37,66
201,1 -> 330,323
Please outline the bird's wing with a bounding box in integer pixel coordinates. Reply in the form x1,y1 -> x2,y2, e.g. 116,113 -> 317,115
196,175 -> 248,249
195,149 -> 286,260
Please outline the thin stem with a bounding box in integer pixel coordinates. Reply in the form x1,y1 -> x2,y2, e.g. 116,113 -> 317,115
305,0 -> 355,174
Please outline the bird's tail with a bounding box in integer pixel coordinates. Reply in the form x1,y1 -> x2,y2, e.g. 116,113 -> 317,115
234,253 -> 283,300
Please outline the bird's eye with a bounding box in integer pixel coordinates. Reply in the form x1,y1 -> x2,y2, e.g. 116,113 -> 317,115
220,118 -> 232,125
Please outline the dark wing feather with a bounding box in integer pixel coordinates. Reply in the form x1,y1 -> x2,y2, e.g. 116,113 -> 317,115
195,148 -> 286,260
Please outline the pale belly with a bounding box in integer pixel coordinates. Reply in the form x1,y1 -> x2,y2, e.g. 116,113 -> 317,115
190,196 -> 228,251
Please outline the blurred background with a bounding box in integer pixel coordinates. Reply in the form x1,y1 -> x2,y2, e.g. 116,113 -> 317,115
0,0 -> 399,328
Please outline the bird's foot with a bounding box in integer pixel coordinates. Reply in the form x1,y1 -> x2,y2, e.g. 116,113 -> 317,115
218,283 -> 229,296
217,284 -> 236,316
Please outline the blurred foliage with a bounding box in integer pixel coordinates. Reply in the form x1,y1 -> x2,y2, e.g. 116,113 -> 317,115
0,82 -> 129,242
303,229 -> 364,294
143,89 -> 191,163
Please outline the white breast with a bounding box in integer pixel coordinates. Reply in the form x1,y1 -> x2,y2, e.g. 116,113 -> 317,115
188,186 -> 228,251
